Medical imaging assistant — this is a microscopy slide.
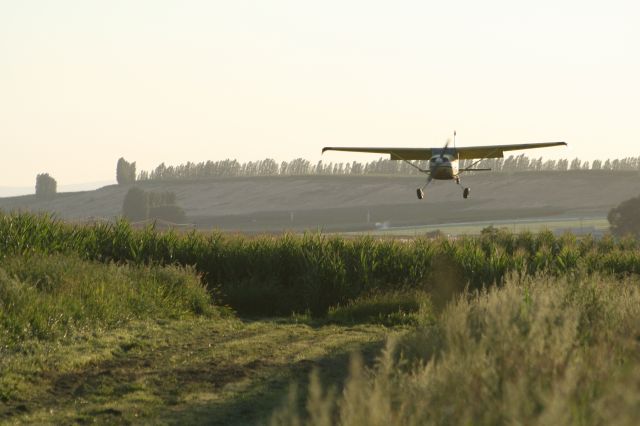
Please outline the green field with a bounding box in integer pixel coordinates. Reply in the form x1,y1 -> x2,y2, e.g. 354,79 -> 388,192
1,212 -> 639,425
355,216 -> 610,237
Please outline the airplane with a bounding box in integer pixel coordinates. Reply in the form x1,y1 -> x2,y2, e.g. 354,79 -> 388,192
322,133 -> 567,199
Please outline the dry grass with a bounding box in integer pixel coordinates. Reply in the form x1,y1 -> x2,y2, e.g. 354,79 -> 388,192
271,274 -> 640,425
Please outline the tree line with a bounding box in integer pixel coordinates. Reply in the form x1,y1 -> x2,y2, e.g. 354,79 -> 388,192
122,187 -> 186,223
132,154 -> 640,182
25,153 -> 640,202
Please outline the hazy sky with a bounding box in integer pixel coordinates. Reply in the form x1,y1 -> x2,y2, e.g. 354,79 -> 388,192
1,0 -> 638,187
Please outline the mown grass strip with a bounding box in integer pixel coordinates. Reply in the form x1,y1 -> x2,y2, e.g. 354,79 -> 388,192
0,317 -> 398,425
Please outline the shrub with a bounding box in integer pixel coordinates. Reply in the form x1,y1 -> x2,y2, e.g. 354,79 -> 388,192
608,194 -> 640,237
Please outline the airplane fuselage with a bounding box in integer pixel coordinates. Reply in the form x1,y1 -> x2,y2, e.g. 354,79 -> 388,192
429,154 -> 459,180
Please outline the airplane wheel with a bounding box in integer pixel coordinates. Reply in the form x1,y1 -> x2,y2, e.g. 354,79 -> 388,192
463,187 -> 470,199
417,188 -> 424,200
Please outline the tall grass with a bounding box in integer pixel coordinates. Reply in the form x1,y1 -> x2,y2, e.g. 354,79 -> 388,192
0,253 -> 214,345
2,212 -> 640,315
270,274 -> 640,425
327,289 -> 433,326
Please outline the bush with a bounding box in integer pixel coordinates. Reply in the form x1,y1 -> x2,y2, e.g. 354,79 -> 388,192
608,194 -> 640,237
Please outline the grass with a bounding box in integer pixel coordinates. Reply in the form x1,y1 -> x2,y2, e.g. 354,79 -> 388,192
327,289 -> 433,327
0,238 -> 414,424
1,212 -> 639,424
270,273 -> 640,425
0,253 -> 215,345
0,317 -> 400,425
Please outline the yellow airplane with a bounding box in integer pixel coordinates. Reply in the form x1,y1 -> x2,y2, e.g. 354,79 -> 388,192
323,133 -> 566,199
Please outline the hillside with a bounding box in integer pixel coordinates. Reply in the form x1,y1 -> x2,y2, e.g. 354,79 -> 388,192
1,171 -> 638,232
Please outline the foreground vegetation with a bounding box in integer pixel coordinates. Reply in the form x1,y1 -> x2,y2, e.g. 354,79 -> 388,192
0,254 -> 214,346
3,267 -> 637,425
272,274 -> 640,425
1,315 -> 395,424
1,212 -> 639,424
2,212 -> 640,316
0,224 -> 418,424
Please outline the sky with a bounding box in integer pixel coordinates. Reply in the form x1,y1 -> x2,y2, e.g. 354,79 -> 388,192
1,0 -> 639,190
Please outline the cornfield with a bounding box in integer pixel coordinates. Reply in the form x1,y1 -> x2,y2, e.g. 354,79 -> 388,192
1,212 -> 638,315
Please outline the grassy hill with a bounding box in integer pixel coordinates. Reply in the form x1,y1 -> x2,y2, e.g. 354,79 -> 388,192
1,170 -> 638,232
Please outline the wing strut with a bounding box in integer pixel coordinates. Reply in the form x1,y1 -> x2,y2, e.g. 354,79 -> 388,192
458,147 -> 502,174
391,152 -> 430,174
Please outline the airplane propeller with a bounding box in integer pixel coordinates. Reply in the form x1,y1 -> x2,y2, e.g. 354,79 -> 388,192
439,139 -> 451,160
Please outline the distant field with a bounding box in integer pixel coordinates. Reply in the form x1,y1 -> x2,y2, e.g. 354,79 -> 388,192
354,216 -> 610,236
0,171 -> 637,233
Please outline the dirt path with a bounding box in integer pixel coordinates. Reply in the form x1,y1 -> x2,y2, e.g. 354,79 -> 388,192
1,318 -> 397,425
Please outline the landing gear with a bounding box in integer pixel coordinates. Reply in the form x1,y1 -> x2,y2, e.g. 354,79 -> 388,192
417,176 -> 433,200
455,175 -> 470,199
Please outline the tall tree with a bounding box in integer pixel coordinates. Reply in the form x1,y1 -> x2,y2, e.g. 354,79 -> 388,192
35,173 -> 57,200
116,157 -> 136,185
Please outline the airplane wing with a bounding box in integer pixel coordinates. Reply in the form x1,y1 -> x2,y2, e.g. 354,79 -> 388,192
322,142 -> 566,160
455,142 -> 567,159
322,147 -> 433,160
